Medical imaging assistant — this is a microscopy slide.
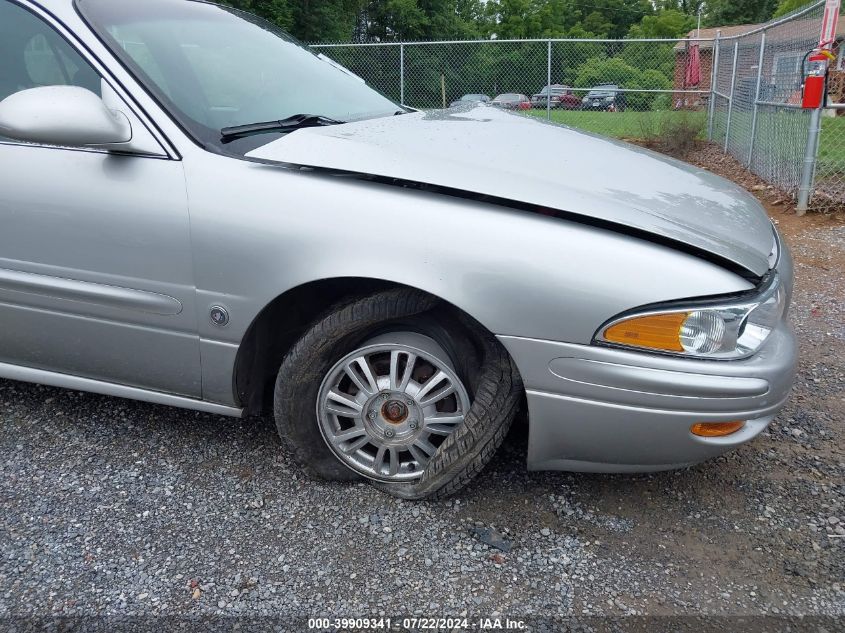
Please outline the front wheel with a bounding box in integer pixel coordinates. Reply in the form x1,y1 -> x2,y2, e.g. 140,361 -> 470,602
273,289 -> 523,499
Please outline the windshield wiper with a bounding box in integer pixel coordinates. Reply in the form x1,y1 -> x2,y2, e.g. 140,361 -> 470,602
220,113 -> 344,142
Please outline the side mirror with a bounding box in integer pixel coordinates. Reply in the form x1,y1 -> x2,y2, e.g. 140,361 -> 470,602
0,85 -> 131,149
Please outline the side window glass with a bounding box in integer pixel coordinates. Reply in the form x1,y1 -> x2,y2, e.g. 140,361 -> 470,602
23,34 -> 68,86
0,0 -> 101,139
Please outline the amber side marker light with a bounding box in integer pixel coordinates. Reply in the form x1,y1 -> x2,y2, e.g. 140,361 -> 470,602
603,313 -> 688,352
690,421 -> 746,437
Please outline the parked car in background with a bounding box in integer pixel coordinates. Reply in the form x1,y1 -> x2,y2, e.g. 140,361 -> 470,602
530,84 -> 581,110
449,93 -> 491,108
492,93 -> 531,110
0,0 -> 796,501
581,84 -> 627,111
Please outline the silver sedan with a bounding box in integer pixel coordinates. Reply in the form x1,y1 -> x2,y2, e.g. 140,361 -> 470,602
0,0 -> 796,499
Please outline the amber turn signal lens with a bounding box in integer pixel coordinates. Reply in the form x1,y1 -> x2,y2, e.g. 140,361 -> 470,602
690,421 -> 746,437
603,313 -> 688,352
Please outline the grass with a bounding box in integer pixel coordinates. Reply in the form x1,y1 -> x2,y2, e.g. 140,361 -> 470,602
525,108 -> 708,139
818,115 -> 845,179
526,108 -> 845,178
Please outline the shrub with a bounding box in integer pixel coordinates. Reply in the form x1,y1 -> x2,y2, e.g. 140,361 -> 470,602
653,111 -> 705,156
575,56 -> 641,91
651,93 -> 671,111
574,56 -> 671,111
635,111 -> 705,155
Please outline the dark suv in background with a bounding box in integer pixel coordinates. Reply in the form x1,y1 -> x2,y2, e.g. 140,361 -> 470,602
581,84 -> 626,111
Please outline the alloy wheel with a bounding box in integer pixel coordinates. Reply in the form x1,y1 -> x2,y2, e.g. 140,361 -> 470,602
316,332 -> 471,482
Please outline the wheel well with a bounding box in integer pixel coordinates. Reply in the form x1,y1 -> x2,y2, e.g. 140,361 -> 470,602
235,278 -> 528,419
235,278 -> 415,415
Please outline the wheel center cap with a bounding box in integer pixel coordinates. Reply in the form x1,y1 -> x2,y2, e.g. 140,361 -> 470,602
382,400 -> 408,424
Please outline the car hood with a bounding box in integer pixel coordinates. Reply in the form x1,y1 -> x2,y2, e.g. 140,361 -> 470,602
247,106 -> 773,276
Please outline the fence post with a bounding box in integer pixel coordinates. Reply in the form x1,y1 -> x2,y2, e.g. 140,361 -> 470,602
547,40 -> 552,121
747,32 -> 766,167
797,107 -> 822,214
723,41 -> 739,153
400,43 -> 405,105
797,0 -> 840,213
707,30 -> 721,141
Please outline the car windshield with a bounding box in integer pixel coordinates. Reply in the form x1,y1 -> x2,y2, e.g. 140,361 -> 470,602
495,94 -> 519,101
76,0 -> 400,154
461,94 -> 487,101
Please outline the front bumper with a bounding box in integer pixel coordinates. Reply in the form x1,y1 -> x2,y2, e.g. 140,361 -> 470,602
498,320 -> 797,472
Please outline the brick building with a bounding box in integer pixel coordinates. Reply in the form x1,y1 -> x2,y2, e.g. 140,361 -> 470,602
672,21 -> 844,110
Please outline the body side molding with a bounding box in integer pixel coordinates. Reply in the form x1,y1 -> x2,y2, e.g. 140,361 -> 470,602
0,267 -> 183,315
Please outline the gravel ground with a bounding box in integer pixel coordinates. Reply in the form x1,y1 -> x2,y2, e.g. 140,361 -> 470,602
1,145 -> 844,627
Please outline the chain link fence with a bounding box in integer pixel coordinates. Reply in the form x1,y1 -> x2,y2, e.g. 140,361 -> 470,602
709,1 -> 844,212
313,1 -> 844,212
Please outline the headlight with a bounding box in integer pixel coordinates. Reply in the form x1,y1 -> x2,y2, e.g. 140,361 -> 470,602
595,274 -> 786,359
582,96 -> 589,102
604,96 -> 614,101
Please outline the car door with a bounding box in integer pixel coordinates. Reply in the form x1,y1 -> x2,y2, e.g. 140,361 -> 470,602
0,0 -> 201,397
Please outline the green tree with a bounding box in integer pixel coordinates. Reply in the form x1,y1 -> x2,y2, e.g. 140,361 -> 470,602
419,0 -> 484,39
575,55 -> 670,109
657,0 -> 706,17
355,0 -> 484,41
773,0 -> 814,18
624,8 -> 695,83
536,0 -> 582,36
363,0 -> 428,41
293,0 -> 363,41
581,0 -> 656,39
554,26 -> 606,85
628,9 -> 696,39
582,11 -> 614,37
217,0 -> 364,41
485,0 -> 543,39
705,0 -> 778,26
576,56 -> 640,88
217,0 -> 294,31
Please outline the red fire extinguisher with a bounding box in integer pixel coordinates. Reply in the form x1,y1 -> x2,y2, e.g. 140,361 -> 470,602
801,50 -> 835,109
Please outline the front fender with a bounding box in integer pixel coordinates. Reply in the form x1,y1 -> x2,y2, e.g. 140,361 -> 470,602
183,154 -> 753,403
